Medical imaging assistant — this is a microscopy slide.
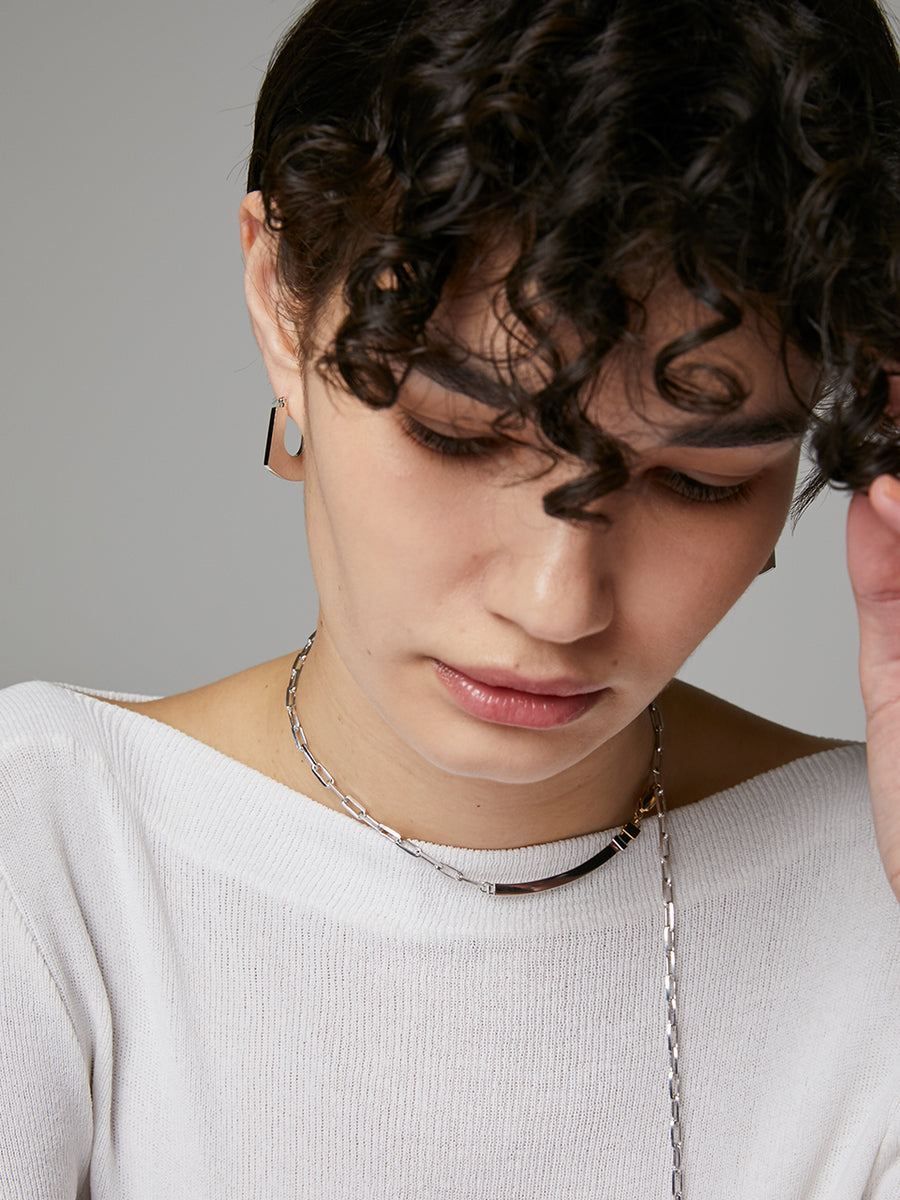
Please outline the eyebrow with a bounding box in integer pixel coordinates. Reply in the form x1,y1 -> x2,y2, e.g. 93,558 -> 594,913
414,358 -> 810,447
414,357 -> 515,410
664,412 -> 810,447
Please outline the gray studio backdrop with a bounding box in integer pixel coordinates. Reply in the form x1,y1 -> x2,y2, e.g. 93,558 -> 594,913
4,0 -> 899,739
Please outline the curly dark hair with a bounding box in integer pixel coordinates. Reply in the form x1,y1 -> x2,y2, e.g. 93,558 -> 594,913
248,0 -> 900,519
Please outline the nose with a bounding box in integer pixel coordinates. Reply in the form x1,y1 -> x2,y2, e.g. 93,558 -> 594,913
481,507 -> 615,645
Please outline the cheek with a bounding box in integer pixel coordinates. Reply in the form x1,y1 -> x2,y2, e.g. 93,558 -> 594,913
302,416 -> 484,636
670,449 -> 799,568
629,459 -> 799,660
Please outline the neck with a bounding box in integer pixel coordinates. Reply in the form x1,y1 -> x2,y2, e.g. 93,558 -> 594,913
274,632 -> 657,851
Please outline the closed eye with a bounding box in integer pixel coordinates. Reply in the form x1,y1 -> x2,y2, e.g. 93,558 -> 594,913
398,412 -> 502,459
655,468 -> 756,505
401,411 -> 760,504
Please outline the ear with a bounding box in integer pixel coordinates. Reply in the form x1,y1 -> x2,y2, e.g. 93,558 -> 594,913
239,191 -> 307,436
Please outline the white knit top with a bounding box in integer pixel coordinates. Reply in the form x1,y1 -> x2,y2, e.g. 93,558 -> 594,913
1,680 -> 899,1199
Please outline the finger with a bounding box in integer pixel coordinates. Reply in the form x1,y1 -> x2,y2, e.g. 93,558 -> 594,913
848,476 -> 900,900
848,476 -> 900,718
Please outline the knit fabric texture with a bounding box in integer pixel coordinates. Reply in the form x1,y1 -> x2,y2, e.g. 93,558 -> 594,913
1,680 -> 899,1199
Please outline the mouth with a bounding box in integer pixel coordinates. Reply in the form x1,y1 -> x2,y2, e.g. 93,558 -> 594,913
432,660 -> 607,729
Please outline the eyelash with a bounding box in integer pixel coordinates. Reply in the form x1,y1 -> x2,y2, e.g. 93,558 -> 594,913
399,414 -> 756,505
655,469 -> 755,506
399,413 -> 502,459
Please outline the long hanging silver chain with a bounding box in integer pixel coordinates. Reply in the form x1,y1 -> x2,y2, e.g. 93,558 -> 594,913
285,630 -> 683,1196
651,705 -> 684,1199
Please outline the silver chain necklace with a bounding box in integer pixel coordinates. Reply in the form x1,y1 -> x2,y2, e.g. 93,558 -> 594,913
286,630 -> 684,1198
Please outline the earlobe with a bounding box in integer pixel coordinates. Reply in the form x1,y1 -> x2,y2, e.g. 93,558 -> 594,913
264,398 -> 305,482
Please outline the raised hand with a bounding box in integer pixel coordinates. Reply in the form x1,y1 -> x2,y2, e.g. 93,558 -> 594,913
847,395 -> 900,902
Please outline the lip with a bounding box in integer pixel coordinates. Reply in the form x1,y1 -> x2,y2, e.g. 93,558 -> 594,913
432,660 -> 606,729
439,663 -> 603,696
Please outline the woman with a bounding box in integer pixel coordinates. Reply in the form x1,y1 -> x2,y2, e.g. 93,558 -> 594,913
3,0 -> 900,1196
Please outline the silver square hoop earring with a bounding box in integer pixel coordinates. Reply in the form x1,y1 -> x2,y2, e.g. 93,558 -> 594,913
263,397 -> 304,481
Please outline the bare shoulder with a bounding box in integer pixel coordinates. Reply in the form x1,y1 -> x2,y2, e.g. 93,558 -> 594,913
107,655 -> 298,776
659,679 -> 853,809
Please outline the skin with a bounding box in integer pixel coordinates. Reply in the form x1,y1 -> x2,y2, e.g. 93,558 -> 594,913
850,471 -> 900,897
117,194 -> 860,852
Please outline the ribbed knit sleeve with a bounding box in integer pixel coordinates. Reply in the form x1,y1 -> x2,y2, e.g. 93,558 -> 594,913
0,883 -> 92,1199
864,1095 -> 900,1200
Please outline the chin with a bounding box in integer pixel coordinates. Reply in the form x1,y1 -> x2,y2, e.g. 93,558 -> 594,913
410,725 -> 603,786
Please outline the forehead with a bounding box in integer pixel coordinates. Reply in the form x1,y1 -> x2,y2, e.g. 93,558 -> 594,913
422,271 -> 816,448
